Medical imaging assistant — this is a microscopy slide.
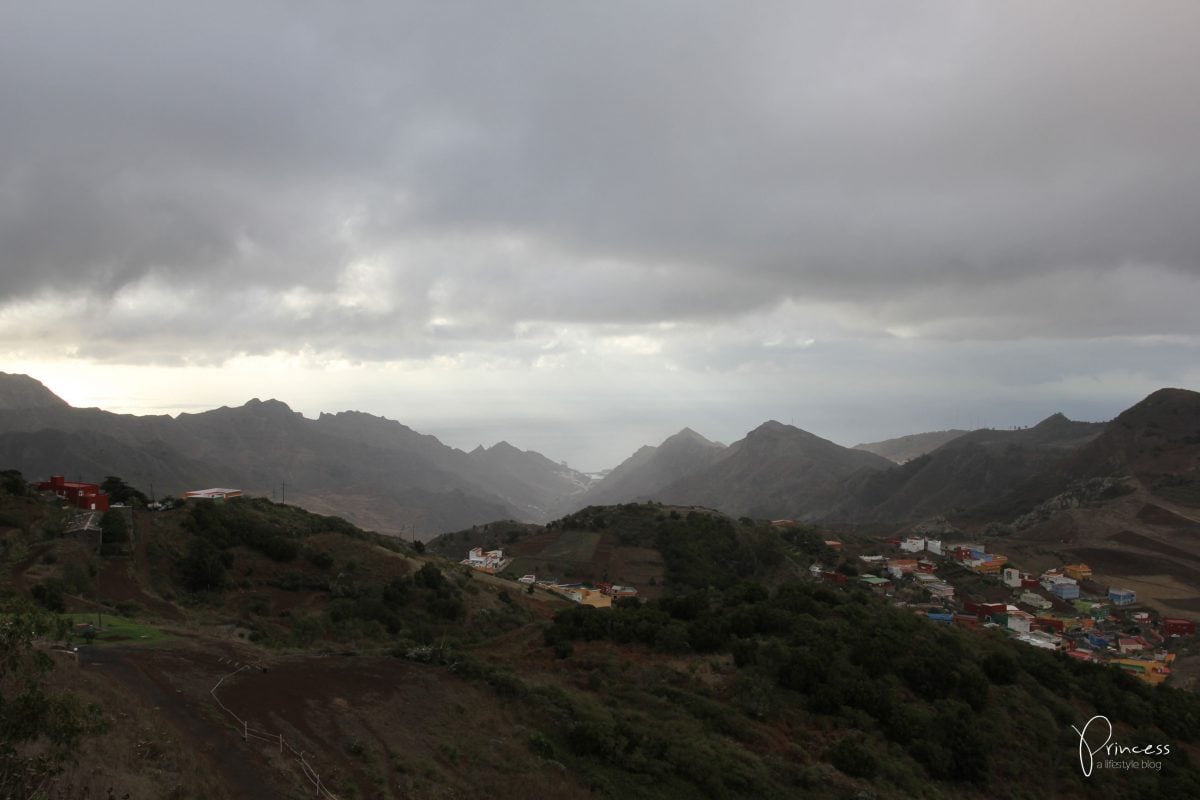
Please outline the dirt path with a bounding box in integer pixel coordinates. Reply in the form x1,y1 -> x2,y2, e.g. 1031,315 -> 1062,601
81,643 -> 297,798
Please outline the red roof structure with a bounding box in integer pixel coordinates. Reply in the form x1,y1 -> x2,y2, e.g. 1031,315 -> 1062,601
36,475 -> 109,511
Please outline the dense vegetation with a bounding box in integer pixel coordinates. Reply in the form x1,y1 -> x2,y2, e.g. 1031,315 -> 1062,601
6,475 -> 1200,799
0,602 -> 106,797
549,504 -> 795,590
539,580 -> 1200,798
177,497 -> 527,649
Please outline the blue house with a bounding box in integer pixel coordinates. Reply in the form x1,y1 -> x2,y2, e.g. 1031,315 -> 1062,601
1051,582 -> 1080,600
1108,588 -> 1136,606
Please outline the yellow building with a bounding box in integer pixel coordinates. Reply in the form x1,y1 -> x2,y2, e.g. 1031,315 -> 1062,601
1064,563 -> 1092,581
1110,657 -> 1172,686
549,584 -> 613,608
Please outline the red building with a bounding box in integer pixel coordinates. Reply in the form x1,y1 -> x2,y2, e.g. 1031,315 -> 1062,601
978,602 -> 1006,621
36,475 -> 109,511
1163,618 -> 1197,637
821,571 -> 848,587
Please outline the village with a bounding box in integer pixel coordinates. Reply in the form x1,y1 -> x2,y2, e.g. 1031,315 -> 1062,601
806,532 -> 1195,686
459,531 -> 1195,688
460,546 -> 638,608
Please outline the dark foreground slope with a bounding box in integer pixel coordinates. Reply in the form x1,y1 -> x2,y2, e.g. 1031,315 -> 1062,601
6,486 -> 1200,800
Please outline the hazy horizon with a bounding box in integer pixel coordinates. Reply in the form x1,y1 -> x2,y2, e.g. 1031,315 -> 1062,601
12,367 -> 1138,474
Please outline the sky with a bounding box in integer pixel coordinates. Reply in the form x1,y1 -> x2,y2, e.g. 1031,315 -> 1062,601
3,1 -> 1199,471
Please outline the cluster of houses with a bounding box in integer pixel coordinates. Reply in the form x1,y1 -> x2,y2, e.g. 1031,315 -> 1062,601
812,536 -> 1196,686
530,580 -> 639,608
462,548 -> 637,608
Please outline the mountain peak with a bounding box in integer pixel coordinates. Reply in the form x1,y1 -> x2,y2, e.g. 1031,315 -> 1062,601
661,427 -> 719,448
0,372 -> 70,410
241,397 -> 299,417
747,419 -> 808,439
1032,412 -> 1073,429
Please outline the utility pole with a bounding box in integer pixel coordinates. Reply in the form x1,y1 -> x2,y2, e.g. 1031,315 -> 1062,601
281,481 -> 286,505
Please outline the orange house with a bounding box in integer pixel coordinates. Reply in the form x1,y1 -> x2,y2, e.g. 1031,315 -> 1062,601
1064,564 -> 1092,582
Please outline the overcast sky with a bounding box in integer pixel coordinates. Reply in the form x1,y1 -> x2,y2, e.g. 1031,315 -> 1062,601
3,1 -> 1199,470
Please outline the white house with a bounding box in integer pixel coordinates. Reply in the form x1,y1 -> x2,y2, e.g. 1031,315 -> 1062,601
1041,573 -> 1077,592
926,539 -> 943,556
466,547 -> 506,571
1007,609 -> 1034,634
900,536 -> 926,553
1019,591 -> 1053,610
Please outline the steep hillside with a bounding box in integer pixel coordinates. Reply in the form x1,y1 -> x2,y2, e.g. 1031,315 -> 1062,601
963,389 -> 1200,608
578,428 -> 725,508
0,371 -> 70,410
1063,388 -> 1200,504
825,414 -> 1106,524
853,429 -> 968,463
650,421 -> 893,519
466,441 -> 594,517
0,373 -> 586,536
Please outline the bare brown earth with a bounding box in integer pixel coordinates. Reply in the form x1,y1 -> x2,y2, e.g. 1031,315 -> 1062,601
45,641 -> 287,799
995,490 -> 1200,620
96,557 -> 186,621
50,641 -> 591,800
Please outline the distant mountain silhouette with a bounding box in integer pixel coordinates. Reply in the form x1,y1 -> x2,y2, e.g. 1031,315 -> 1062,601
0,373 -> 589,537
585,420 -> 893,519
579,427 -> 726,508
0,372 -> 70,410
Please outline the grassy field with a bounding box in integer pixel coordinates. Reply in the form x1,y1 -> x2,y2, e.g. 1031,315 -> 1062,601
64,612 -> 171,645
537,531 -> 602,563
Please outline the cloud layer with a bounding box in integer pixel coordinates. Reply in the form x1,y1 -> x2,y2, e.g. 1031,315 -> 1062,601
3,2 -> 1199,464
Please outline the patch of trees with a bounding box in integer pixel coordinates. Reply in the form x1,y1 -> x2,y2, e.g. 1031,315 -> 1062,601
544,579 -> 1200,790
100,476 -> 149,507
179,537 -> 230,592
0,603 -> 106,795
99,509 -> 130,556
183,498 -> 300,562
0,469 -> 30,497
654,512 -> 783,590
326,563 -> 465,641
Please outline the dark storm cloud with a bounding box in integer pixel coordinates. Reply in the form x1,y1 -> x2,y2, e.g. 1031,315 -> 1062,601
3,1 -> 1200,360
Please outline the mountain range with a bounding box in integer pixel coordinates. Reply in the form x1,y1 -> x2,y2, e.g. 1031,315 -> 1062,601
2,372 -> 1198,549
0,372 -> 590,536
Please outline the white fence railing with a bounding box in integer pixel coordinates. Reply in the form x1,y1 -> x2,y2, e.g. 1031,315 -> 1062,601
209,660 -> 340,799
